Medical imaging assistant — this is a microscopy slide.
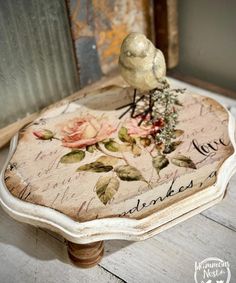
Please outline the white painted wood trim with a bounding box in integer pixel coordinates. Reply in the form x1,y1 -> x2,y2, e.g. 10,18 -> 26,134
0,100 -> 236,244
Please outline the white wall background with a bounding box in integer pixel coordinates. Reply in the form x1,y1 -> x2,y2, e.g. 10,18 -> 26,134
175,0 -> 236,92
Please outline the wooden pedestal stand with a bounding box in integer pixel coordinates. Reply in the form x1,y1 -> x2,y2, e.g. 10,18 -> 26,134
1,82 -> 236,268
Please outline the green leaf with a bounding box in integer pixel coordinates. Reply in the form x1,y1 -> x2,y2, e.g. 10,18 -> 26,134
152,154 -> 169,175
86,144 -> 97,153
118,127 -> 133,143
104,139 -> 121,152
115,165 -> 144,182
77,162 -> 113,173
60,150 -> 85,163
171,155 -> 196,169
96,155 -> 119,166
96,176 -> 119,205
163,141 -> 183,154
174,129 -> 184,138
104,139 -> 132,153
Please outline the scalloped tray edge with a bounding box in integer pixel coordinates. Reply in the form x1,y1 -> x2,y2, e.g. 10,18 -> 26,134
0,101 -> 236,244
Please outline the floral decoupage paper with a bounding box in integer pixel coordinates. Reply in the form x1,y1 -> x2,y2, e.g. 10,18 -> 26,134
5,86 -> 233,221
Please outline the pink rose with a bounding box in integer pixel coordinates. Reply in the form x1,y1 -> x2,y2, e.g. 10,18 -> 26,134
62,115 -> 117,148
125,116 -> 164,137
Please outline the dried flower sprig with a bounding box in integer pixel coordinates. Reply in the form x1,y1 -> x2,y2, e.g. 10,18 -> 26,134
150,81 -> 185,152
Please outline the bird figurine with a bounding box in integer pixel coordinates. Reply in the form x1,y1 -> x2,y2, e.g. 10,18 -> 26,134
119,32 -> 166,91
118,32 -> 167,120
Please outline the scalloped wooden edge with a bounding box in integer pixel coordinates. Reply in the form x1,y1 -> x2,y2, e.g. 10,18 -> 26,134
0,97 -> 236,244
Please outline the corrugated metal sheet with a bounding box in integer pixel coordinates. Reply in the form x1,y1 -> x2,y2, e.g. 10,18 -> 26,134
0,0 -> 79,129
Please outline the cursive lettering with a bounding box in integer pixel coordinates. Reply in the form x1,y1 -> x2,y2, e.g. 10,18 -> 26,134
192,137 -> 229,157
119,171 -> 216,217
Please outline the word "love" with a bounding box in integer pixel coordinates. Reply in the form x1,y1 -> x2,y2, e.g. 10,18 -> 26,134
192,138 -> 229,157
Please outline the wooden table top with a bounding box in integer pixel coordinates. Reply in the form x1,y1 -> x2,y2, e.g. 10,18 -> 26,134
4,85 -> 234,222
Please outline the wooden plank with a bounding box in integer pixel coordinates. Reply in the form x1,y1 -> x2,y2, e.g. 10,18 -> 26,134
1,209 -> 235,282
93,0 -> 154,74
201,174 -> 236,231
0,207 -> 123,283
101,215 -> 236,283
68,0 -> 103,86
154,0 -> 179,68
68,0 -> 153,78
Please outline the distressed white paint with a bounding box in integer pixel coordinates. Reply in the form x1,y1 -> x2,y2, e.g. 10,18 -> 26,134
1,92 -> 236,244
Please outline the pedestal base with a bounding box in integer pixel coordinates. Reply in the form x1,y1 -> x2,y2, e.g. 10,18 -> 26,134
67,241 -> 104,268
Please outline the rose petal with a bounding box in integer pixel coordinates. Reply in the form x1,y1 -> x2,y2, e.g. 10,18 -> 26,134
61,115 -> 117,149
62,137 -> 98,148
125,118 -> 152,137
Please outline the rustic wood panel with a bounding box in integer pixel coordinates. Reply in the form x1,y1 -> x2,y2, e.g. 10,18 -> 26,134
0,0 -> 79,129
1,208 -> 235,282
68,0 -> 153,85
68,0 -> 103,86
154,0 -> 179,68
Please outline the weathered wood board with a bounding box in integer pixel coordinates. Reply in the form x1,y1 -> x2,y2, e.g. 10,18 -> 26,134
4,86 -> 234,222
68,0 -> 153,85
154,0 -> 179,68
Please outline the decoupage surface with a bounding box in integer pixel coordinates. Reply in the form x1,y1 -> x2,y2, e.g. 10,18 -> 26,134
4,86 -> 234,222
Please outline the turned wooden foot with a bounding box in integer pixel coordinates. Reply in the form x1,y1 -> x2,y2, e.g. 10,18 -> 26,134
67,241 -> 104,268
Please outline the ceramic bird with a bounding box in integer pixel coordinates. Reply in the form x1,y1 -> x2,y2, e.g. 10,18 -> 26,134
119,32 -> 166,91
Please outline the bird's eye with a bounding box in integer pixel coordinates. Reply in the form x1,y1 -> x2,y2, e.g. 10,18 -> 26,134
126,51 -> 131,57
